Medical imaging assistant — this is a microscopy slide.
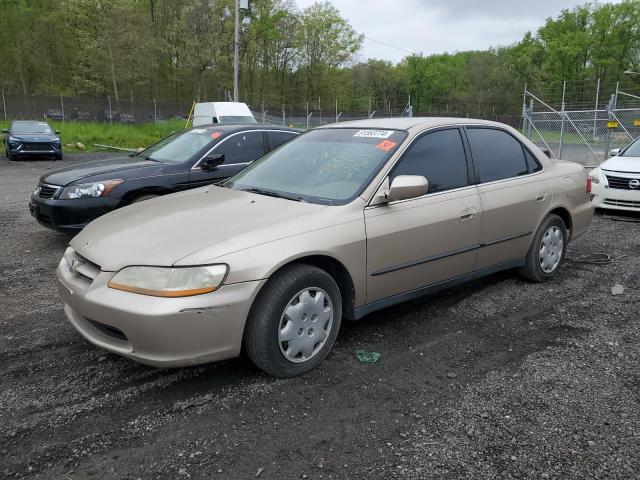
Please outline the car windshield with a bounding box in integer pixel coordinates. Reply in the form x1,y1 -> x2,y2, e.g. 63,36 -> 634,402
219,115 -> 257,124
622,138 -> 640,157
12,122 -> 52,134
225,128 -> 407,205
141,127 -> 222,163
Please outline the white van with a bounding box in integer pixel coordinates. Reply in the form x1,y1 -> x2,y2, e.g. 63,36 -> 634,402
192,102 -> 257,126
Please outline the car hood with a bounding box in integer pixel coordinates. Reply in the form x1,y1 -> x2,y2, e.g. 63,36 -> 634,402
11,133 -> 59,142
42,157 -> 161,186
600,155 -> 640,174
70,186 -> 328,271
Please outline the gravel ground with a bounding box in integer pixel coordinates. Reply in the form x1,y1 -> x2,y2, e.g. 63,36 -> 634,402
0,154 -> 639,479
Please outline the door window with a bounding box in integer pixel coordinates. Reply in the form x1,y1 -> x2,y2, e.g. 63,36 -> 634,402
390,128 -> 469,194
466,128 -> 529,183
215,131 -> 265,164
267,131 -> 298,151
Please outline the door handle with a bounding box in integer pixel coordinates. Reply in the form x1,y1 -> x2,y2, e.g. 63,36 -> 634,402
535,192 -> 548,202
459,208 -> 477,222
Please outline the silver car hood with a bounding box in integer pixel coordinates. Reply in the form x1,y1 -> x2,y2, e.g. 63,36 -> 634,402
600,155 -> 640,173
70,186 -> 327,271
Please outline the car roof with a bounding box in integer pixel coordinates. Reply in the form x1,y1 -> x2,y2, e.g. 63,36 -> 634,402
189,124 -> 301,133
316,117 -> 507,131
12,120 -> 50,125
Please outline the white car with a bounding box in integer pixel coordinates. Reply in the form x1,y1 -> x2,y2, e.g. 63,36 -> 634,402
589,140 -> 640,212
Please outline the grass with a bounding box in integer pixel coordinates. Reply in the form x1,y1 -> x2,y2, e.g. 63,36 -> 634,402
0,119 -> 186,153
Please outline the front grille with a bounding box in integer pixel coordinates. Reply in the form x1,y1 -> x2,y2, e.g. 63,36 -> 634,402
604,198 -> 640,209
38,184 -> 60,199
605,174 -> 640,190
23,143 -> 52,151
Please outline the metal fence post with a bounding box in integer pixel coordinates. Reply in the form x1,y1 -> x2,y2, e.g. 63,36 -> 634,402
60,95 -> 65,121
108,96 -> 112,124
306,112 -> 312,130
559,81 -> 566,159
2,92 -> 6,121
153,98 -> 157,121
605,94 -> 616,157
281,105 -> 285,126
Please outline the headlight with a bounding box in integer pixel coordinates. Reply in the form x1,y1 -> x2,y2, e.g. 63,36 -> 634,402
108,265 -> 228,297
59,179 -> 124,199
588,169 -> 601,184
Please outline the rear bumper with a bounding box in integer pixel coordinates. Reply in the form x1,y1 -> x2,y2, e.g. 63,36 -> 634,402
29,195 -> 120,233
56,255 -> 265,367
570,200 -> 594,240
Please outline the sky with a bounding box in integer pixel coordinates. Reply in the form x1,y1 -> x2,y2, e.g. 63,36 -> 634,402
295,0 -> 621,63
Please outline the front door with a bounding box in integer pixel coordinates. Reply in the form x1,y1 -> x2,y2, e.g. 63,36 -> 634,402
188,130 -> 267,187
365,127 -> 482,303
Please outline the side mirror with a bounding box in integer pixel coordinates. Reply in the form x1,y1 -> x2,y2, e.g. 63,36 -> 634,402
55,130 -> 61,135
609,148 -> 621,157
542,148 -> 552,158
375,175 -> 429,204
1,129 -> 9,134
201,153 -> 224,171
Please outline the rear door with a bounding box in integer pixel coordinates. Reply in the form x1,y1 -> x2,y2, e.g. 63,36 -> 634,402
364,127 -> 482,303
188,130 -> 267,187
464,126 -> 548,270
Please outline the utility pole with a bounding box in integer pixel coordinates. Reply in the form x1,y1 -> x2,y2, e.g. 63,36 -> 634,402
233,0 -> 240,102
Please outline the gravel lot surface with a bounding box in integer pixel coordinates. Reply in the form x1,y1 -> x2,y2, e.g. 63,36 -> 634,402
1,154 -> 639,479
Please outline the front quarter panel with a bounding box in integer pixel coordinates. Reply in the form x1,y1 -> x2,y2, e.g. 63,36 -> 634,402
180,204 -> 368,308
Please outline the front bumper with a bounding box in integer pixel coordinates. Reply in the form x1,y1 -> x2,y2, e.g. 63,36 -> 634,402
29,195 -> 120,233
56,255 -> 265,367
10,144 -> 61,157
591,181 -> 640,212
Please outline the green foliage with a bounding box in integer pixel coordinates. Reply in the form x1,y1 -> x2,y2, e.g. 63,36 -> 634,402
0,0 -> 638,116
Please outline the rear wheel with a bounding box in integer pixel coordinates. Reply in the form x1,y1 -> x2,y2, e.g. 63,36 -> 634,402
244,264 -> 342,378
518,214 -> 567,282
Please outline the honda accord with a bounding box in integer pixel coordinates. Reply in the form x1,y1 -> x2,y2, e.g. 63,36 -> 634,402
56,118 -> 593,377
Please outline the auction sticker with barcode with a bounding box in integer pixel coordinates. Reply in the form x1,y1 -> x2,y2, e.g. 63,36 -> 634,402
353,129 -> 394,139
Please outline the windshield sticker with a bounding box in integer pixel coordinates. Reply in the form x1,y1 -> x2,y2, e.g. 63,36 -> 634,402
353,129 -> 394,139
189,128 -> 207,134
376,140 -> 398,152
210,132 -> 223,139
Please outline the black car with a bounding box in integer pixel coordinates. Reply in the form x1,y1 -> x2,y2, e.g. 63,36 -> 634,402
3,121 -> 63,161
29,124 -> 300,234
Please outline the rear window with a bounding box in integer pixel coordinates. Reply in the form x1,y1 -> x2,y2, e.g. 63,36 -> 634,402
141,128 -> 223,164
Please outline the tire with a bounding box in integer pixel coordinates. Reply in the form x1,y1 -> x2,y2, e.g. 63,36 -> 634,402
130,194 -> 159,204
244,264 -> 342,378
518,214 -> 568,282
6,148 -> 14,161
55,153 -> 63,161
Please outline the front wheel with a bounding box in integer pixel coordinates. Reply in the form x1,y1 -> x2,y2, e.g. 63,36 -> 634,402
518,214 -> 567,282
244,264 -> 342,378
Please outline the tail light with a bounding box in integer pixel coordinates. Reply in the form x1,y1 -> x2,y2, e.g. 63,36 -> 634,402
586,177 -> 592,193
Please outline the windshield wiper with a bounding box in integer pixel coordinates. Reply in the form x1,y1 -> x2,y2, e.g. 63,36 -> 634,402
242,187 -> 306,202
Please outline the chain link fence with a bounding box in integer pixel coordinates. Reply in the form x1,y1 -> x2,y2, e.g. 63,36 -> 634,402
1,94 -> 192,123
1,92 -> 521,130
522,87 -> 640,166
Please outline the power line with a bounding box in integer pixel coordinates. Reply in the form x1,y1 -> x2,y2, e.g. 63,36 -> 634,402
363,35 -> 414,55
